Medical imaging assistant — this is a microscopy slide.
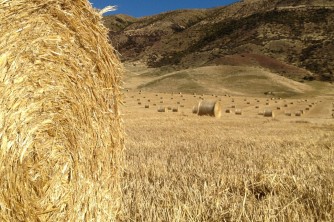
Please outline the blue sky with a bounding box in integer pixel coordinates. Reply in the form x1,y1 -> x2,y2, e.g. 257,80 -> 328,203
89,0 -> 239,17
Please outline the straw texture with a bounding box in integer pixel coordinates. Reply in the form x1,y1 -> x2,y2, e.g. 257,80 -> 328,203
197,100 -> 222,118
0,0 -> 123,221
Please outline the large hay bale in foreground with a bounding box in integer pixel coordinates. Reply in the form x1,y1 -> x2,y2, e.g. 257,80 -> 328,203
197,100 -> 222,118
0,1 -> 123,221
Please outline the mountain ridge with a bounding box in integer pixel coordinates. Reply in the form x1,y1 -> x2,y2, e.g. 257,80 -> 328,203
104,0 -> 334,82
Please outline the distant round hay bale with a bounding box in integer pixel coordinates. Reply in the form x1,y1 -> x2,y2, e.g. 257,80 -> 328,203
197,100 -> 222,118
235,109 -> 242,115
153,103 -> 157,106
138,102 -> 142,105
225,109 -> 232,113
295,111 -> 302,116
180,105 -> 185,107
145,105 -> 150,108
305,107 -> 310,110
160,101 -> 164,103
192,105 -> 198,114
172,107 -> 179,112
0,1 -> 123,221
255,106 -> 259,109
285,112 -> 292,116
264,109 -> 274,117
277,107 -> 281,110
158,107 -> 166,112
284,104 -> 288,107
177,101 -> 181,104
231,105 -> 236,108
167,106 -> 172,110
247,102 -> 251,104
266,102 -> 270,105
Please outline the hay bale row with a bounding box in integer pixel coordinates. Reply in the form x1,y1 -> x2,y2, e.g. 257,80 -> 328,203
0,1 -> 123,221
197,100 -> 222,118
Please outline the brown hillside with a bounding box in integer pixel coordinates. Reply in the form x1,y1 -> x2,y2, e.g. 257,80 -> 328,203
104,0 -> 334,82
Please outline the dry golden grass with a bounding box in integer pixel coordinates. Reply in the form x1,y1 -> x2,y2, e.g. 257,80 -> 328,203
120,92 -> 334,221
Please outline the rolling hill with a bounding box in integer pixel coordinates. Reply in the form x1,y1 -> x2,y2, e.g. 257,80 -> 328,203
103,0 -> 334,95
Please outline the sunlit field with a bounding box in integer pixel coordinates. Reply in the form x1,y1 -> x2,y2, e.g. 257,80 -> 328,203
119,91 -> 334,221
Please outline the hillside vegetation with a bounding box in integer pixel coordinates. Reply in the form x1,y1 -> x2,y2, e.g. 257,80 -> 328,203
104,0 -> 334,82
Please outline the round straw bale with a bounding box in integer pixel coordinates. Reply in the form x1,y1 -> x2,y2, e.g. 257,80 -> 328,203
158,107 -> 166,112
180,105 -> 185,107
264,109 -> 274,117
197,100 -> 222,118
145,105 -> 150,108
172,107 -> 179,112
192,105 -> 198,114
167,106 -> 172,110
226,109 -> 231,113
277,107 -> 281,110
138,102 -> 142,105
305,107 -> 310,110
285,112 -> 292,116
231,105 -> 236,108
235,109 -> 242,115
255,106 -> 259,109
295,111 -> 302,116
0,1 -> 123,221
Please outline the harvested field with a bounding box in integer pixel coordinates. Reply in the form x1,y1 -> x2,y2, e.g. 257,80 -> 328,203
119,90 -> 334,221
